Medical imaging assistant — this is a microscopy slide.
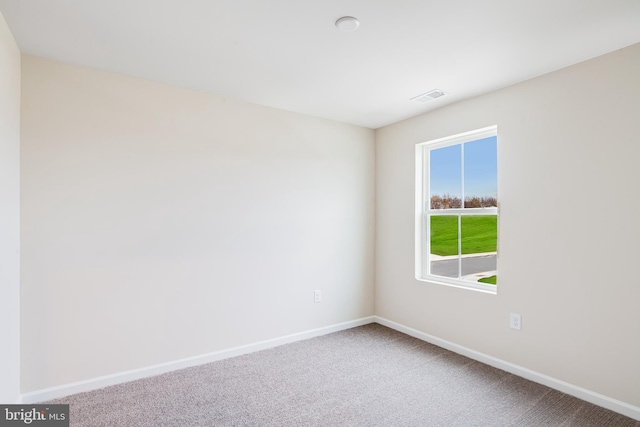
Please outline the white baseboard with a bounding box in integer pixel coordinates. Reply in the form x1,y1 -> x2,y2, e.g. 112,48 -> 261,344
374,316 -> 640,422
21,316 -> 376,404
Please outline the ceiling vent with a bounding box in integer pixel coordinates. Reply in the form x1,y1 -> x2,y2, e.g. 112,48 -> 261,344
411,89 -> 446,103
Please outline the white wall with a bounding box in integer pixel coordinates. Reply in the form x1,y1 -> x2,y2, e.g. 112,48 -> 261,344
376,43 -> 640,408
0,12 -> 21,404
20,56 -> 375,393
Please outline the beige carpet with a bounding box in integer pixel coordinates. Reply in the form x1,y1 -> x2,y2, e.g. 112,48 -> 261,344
48,324 -> 639,426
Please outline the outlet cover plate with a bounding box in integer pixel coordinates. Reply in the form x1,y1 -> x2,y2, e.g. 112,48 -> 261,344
510,313 -> 522,330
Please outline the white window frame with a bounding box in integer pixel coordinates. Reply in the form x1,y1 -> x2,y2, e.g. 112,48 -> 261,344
415,125 -> 498,294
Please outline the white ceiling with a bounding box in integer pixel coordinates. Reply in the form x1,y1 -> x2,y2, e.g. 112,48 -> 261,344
1,0 -> 640,129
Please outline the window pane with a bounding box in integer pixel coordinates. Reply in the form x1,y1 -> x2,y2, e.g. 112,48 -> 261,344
460,215 -> 497,254
460,215 -> 497,284
430,145 -> 461,209
429,215 -> 459,278
463,136 -> 497,208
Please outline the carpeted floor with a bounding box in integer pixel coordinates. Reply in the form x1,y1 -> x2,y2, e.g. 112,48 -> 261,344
48,324 -> 639,426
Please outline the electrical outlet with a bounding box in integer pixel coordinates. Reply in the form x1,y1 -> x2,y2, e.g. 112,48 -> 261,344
510,313 -> 522,330
314,290 -> 322,303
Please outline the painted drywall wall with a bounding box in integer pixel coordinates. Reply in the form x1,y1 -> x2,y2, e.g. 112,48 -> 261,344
20,55 -> 375,392
0,12 -> 21,404
376,43 -> 640,407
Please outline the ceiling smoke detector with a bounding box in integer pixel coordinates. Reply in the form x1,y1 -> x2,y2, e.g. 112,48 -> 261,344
335,16 -> 360,32
411,89 -> 447,103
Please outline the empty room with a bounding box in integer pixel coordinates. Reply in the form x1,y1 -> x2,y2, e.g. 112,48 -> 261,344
1,1 -> 639,426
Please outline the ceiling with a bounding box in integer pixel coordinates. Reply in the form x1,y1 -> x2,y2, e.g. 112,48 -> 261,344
1,0 -> 640,129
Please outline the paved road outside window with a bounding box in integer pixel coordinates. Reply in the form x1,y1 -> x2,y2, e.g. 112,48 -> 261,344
430,255 -> 496,278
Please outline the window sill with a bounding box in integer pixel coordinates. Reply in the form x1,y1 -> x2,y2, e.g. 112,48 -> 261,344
416,275 -> 497,295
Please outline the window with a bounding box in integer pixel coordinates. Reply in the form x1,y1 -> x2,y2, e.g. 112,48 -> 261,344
415,126 -> 498,293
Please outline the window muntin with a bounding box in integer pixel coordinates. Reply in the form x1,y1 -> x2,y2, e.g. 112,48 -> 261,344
415,126 -> 498,293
